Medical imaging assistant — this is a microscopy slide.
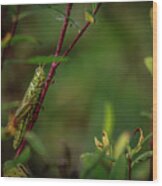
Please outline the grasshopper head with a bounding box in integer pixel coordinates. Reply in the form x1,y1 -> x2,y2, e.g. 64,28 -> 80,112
35,66 -> 46,83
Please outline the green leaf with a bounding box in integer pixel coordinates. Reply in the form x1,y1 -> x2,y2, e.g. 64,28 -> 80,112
15,146 -> 31,164
3,160 -> 16,171
25,5 -> 81,31
114,132 -> 130,159
47,6 -> 81,31
85,11 -> 95,23
3,147 -> 30,171
80,152 -> 97,178
80,151 -> 110,179
3,162 -> 31,177
48,6 -> 66,16
141,132 -> 153,146
130,128 -> 144,149
144,57 -> 153,75
130,128 -> 144,156
131,151 -> 153,167
27,55 -> 69,65
68,17 -> 81,31
109,154 -> 128,180
10,35 -> 38,46
25,131 -> 47,156
104,102 -> 114,138
2,32 -> 12,48
92,3 -> 97,12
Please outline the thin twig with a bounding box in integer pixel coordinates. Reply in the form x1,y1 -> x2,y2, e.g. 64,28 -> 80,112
1,5 -> 20,69
15,3 -> 73,157
15,3 -> 101,157
63,3 -> 102,57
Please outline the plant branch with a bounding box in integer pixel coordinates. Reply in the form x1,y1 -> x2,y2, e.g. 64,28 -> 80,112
15,3 -> 73,157
63,3 -> 102,57
1,5 -> 20,69
15,3 -> 101,157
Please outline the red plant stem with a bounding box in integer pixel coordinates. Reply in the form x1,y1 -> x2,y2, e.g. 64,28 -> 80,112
15,3 -> 73,157
15,3 -> 101,157
63,3 -> 101,57
1,5 -> 20,69
55,4 -> 73,56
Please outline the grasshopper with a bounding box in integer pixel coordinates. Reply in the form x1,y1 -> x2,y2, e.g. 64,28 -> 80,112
6,66 -> 46,149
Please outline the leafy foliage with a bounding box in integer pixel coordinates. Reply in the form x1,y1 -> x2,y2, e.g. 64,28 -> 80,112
3,163 -> 31,177
2,3 -> 153,180
94,130 -> 111,156
3,146 -> 31,175
25,131 -> 47,157
141,132 -> 152,146
80,151 -> 111,179
104,102 -> 114,138
85,11 -> 95,23
114,132 -> 130,159
129,128 -> 144,157
10,35 -> 38,46
109,154 -> 128,180
80,128 -> 152,180
16,146 -> 31,163
131,151 -> 153,167
92,3 -> 97,12
1,32 -> 12,48
45,5 -> 81,31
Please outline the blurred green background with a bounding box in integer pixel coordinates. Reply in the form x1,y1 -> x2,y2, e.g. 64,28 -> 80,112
1,2 -> 153,179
